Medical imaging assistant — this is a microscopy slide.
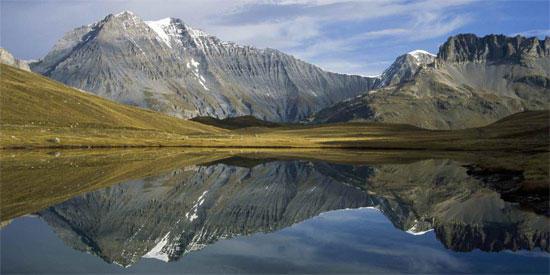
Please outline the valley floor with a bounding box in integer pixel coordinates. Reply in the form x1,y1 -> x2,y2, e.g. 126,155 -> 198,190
1,110 -> 548,152
1,64 -> 548,152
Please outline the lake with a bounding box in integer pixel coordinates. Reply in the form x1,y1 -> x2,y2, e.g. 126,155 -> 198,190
1,149 -> 548,273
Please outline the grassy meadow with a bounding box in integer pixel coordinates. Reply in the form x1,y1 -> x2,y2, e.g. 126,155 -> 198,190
0,64 -> 548,152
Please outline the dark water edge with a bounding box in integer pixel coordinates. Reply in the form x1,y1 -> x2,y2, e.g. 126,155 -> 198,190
2,210 -> 549,274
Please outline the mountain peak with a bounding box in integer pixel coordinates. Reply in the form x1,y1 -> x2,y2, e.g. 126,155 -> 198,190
145,17 -> 179,48
407,49 -> 436,58
114,10 -> 137,17
374,49 -> 436,88
144,17 -> 211,49
406,49 -> 436,66
438,33 -> 549,63
103,10 -> 141,25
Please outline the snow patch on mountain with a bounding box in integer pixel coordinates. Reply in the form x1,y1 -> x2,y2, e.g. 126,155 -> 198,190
187,58 -> 209,90
405,220 -> 434,236
372,49 -> 436,88
407,50 -> 436,65
145,18 -> 173,48
145,17 -> 189,50
408,49 -> 436,58
142,232 -> 171,262
186,190 -> 208,221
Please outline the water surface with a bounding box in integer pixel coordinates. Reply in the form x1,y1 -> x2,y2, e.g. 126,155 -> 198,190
1,149 -> 548,273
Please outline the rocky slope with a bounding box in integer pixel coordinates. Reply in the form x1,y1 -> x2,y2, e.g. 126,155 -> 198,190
38,157 -> 549,267
313,34 -> 550,129
39,161 -> 378,267
365,159 -> 549,252
31,11 -> 377,122
0,48 -> 30,71
373,50 -> 436,88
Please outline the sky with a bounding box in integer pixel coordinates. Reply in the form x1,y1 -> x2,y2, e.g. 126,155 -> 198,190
1,0 -> 548,76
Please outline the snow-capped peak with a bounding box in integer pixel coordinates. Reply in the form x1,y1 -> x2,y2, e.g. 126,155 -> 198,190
406,50 -> 436,66
115,10 -> 136,17
145,17 -> 211,49
407,49 -> 436,58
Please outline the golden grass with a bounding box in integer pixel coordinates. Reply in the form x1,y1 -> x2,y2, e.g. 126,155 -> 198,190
0,63 -> 228,145
0,64 -> 548,152
0,148 -> 235,221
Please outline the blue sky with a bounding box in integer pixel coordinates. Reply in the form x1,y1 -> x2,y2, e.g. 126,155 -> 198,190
1,0 -> 548,76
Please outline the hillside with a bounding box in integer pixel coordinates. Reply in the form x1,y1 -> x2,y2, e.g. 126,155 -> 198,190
1,63 -> 548,151
29,16 -> 550,129
0,64 -> 229,147
248,110 -> 550,152
313,34 -> 550,129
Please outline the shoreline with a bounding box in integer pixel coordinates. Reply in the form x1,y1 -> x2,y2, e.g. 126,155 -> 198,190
1,144 -> 548,153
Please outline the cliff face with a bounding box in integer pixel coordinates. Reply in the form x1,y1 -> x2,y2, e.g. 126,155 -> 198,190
438,34 -> 549,63
30,11 -> 377,122
313,34 -> 550,129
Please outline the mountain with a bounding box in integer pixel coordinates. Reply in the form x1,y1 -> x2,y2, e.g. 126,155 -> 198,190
374,50 -> 436,88
0,48 -> 30,71
36,156 -> 548,267
30,11 -> 377,122
313,34 -> 550,129
38,160 -> 378,266
2,62 -> 547,151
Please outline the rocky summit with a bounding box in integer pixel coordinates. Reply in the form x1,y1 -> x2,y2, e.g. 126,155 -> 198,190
313,34 -> 550,129
31,11 -> 377,122
373,49 -> 436,89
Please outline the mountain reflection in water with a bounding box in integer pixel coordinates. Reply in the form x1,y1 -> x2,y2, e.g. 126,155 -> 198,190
1,149 -> 548,272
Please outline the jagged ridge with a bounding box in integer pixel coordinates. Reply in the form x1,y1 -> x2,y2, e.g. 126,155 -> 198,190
31,11 -> 377,122
313,34 -> 550,129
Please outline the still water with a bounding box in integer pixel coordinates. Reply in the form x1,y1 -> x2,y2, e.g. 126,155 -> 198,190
1,149 -> 548,273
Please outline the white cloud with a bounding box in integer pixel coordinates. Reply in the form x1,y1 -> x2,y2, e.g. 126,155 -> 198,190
192,0 -> 475,75
210,16 -> 321,49
512,29 -> 550,38
2,0 -> 476,75
312,59 -> 392,77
